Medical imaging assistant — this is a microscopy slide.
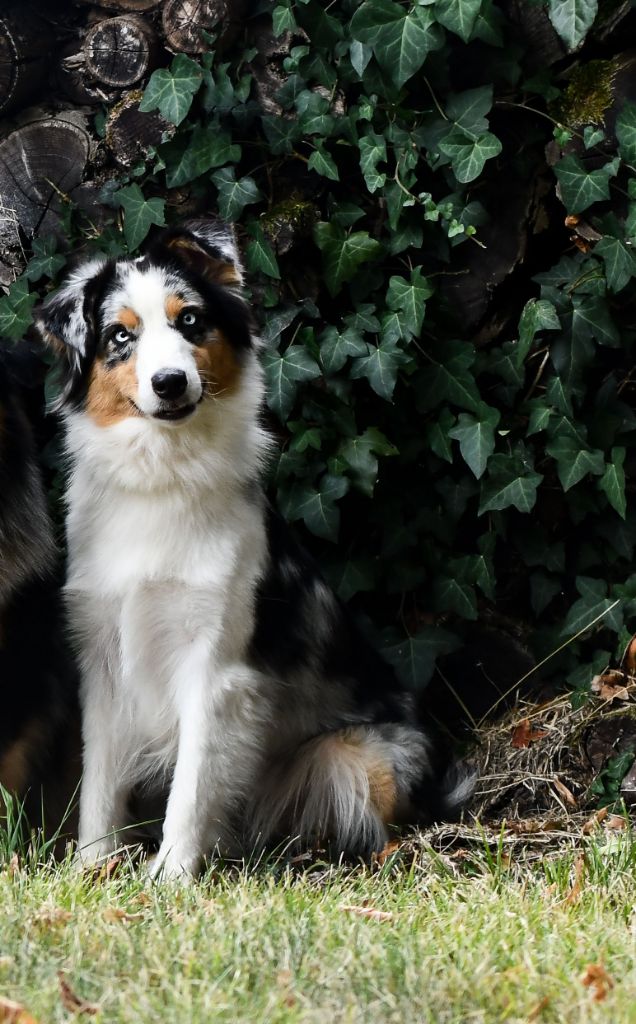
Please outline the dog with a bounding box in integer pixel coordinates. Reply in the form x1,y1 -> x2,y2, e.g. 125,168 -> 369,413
0,342 -> 79,839
36,220 -> 470,879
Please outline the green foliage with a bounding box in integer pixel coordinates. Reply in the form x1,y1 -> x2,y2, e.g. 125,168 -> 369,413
7,0 -> 636,697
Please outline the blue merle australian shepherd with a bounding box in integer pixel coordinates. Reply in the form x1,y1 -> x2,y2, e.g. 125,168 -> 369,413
36,220 -> 470,880
0,343 -> 79,836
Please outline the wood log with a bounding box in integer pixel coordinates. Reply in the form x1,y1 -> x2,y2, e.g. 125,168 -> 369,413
0,5 -> 51,116
162,0 -> 247,54
84,15 -> 160,88
0,118 -> 91,248
105,90 -> 174,168
75,0 -> 162,11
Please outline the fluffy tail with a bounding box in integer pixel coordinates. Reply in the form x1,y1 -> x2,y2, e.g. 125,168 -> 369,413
247,723 -> 473,858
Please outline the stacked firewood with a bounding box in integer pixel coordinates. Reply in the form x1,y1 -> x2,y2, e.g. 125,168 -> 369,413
0,0 -> 245,282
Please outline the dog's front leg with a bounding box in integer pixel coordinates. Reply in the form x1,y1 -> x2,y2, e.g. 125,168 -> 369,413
152,653 -> 260,881
77,667 -> 129,866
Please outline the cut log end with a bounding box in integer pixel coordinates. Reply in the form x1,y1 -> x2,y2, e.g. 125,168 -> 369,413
162,0 -> 247,53
84,15 -> 160,88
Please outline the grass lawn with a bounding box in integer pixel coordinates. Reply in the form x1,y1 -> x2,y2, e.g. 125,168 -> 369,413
2,821 -> 636,1023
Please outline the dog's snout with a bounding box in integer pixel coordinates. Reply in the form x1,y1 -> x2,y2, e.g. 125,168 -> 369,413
151,369 -> 188,400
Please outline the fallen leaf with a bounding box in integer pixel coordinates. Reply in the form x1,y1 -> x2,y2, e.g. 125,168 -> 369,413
102,908 -> 144,923
94,855 -> 125,882
591,670 -> 631,702
552,778 -> 577,807
582,807 -> 609,835
563,854 -> 585,906
372,840 -> 400,867
0,997 -> 40,1024
57,974 -> 100,1016
507,819 -> 562,834
130,892 -> 152,907
527,995 -> 550,1021
605,814 -> 627,830
32,908 -> 72,928
511,719 -> 549,748
581,963 -> 614,1002
339,905 -> 394,922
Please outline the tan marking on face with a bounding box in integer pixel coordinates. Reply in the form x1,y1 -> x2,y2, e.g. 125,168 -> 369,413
165,294 -> 186,321
85,355 -> 141,427
0,719 -> 44,798
166,237 -> 241,287
117,307 -> 140,330
194,330 -> 242,399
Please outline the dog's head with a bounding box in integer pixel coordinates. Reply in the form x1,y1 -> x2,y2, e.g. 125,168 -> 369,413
36,220 -> 253,427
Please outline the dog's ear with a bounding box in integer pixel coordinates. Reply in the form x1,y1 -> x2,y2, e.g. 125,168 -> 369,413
34,257 -> 109,408
157,220 -> 244,293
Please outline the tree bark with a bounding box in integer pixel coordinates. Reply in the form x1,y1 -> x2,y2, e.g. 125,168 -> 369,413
105,91 -> 174,168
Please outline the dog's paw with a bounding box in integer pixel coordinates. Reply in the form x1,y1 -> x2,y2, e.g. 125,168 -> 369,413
148,844 -> 199,883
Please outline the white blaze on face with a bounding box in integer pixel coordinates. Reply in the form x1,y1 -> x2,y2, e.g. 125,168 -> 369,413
103,265 -> 204,417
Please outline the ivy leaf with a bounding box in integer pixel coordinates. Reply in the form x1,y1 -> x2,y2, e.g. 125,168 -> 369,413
272,3 -> 297,35
449,406 -> 501,479
211,168 -> 262,221
598,447 -> 627,518
594,236 -> 636,293
554,155 -> 619,213
479,455 -> 543,514
433,576 -> 479,619
426,408 -> 455,463
359,131 -> 387,193
115,184 -> 165,250
319,325 -> 367,374
0,278 -> 37,339
308,144 -> 339,181
328,558 -> 376,601
561,576 -> 620,637
245,226 -> 280,280
616,102 -> 636,164
262,345 -> 321,421
547,0 -> 598,51
517,298 -> 560,364
338,427 -> 397,496
350,0 -> 443,87
139,54 -> 202,125
546,434 -> 604,490
282,473 -> 349,541
571,295 -> 619,347
313,223 -> 382,296
165,127 -> 241,187
386,268 -> 434,336
350,40 -> 373,77
435,0 -> 482,42
438,129 -> 502,183
262,115 -> 302,154
350,338 -> 408,400
24,237 -> 66,283
383,627 -> 459,690
446,86 -> 492,135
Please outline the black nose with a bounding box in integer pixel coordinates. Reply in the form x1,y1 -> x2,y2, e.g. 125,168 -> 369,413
151,369 -> 188,400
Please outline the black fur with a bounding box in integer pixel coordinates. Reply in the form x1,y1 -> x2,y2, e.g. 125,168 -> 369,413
0,344 -> 80,838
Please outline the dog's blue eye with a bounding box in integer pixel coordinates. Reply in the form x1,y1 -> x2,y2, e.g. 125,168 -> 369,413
182,312 -> 197,327
114,328 -> 131,344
